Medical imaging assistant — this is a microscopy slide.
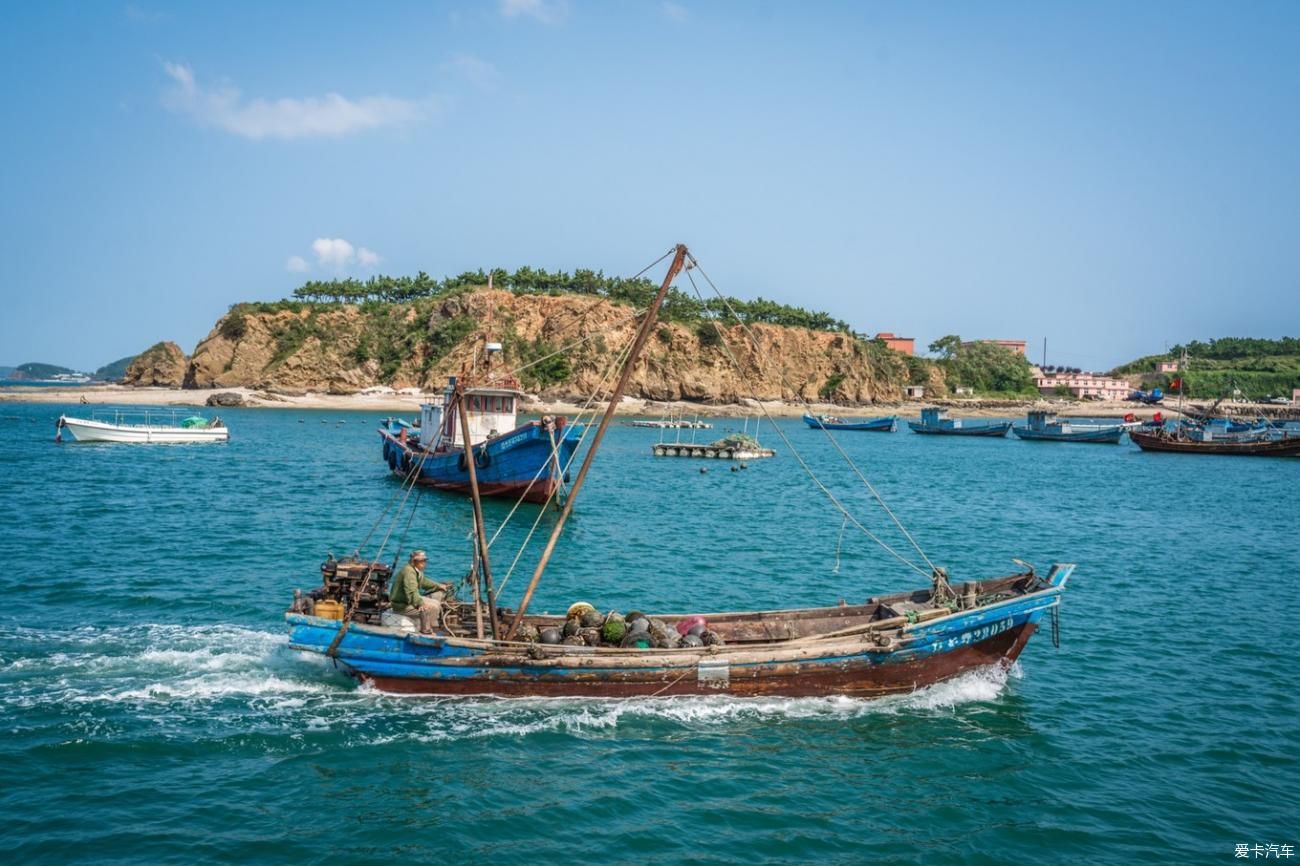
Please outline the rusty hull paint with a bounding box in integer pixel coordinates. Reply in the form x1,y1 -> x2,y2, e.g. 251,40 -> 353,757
352,623 -> 1036,697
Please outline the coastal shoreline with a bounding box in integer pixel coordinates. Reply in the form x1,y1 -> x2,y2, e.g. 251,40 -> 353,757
2,384 -> 1272,420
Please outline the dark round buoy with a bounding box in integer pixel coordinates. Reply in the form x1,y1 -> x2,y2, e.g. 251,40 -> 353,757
580,609 -> 604,629
517,624 -> 541,643
701,629 -> 724,646
740,462 -> 748,470
730,465 -> 738,472
562,634 -> 586,646
628,617 -> 650,634
687,623 -> 706,638
539,627 -> 563,644
699,467 -> 708,474
680,633 -> 704,648
580,627 -> 603,646
562,616 -> 582,638
625,610 -> 644,623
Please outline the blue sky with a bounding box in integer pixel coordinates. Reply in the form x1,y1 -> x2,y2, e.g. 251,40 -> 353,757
2,0 -> 1297,372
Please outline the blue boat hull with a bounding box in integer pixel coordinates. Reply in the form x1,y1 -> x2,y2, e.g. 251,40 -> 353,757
802,413 -> 897,432
1012,425 -> 1126,443
285,568 -> 1071,697
380,421 -> 582,503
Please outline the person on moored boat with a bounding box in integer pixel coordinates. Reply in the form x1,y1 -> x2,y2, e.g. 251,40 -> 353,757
389,550 -> 452,634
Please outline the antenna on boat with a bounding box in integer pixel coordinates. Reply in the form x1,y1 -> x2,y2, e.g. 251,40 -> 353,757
503,244 -> 689,640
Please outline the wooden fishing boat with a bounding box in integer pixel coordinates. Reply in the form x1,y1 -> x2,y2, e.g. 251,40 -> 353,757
1011,410 -> 1131,444
379,375 -> 583,503
286,245 -> 1071,698
1130,427 -> 1300,457
56,409 -> 229,443
802,413 -> 897,432
285,563 -> 1072,697
908,407 -> 1011,437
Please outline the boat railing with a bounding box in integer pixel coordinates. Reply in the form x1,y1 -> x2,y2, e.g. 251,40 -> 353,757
87,408 -> 206,428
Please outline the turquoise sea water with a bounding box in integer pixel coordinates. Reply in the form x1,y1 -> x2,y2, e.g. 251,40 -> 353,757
2,403 -> 1297,865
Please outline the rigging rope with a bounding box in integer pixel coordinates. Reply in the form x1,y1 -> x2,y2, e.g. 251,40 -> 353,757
493,335 -> 638,595
681,265 -> 933,578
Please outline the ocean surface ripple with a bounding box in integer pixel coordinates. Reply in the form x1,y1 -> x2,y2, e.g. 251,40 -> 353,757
1,405 -> 1296,864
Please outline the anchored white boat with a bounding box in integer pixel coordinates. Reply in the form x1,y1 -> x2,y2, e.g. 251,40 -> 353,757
56,409 -> 229,443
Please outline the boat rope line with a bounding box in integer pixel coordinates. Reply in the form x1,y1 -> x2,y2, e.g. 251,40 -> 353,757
686,256 -> 939,574
493,336 -> 639,596
485,333 -> 635,559
681,264 -> 933,578
492,247 -> 676,384
350,434 -> 434,560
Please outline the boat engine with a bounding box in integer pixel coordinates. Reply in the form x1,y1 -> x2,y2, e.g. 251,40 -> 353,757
292,555 -> 392,624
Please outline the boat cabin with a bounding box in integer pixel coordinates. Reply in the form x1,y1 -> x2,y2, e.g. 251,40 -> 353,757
920,407 -> 959,429
419,376 -> 525,450
1026,410 -> 1061,431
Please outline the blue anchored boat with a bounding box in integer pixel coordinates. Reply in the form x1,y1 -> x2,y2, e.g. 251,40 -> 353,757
908,407 -> 1012,437
1012,410 -> 1133,444
802,412 -> 897,432
380,374 -> 583,504
288,244 -> 1072,698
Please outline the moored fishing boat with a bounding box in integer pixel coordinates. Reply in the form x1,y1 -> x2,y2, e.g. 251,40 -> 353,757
802,413 -> 897,432
1011,410 -> 1132,443
1129,426 -> 1300,456
908,407 -> 1011,437
379,375 -> 583,504
56,409 -> 229,443
288,245 -> 1072,698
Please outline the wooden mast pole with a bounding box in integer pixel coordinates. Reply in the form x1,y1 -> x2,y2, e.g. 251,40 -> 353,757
457,388 -> 502,638
504,244 -> 689,640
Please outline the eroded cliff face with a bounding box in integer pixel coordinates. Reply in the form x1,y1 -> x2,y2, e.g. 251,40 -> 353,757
179,291 -> 921,403
122,341 -> 188,387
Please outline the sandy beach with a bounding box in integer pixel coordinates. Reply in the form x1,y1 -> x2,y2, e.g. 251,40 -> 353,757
0,383 -> 1262,420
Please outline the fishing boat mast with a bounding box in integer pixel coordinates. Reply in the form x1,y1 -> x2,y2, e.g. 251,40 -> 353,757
457,387 -> 501,638
504,243 -> 689,640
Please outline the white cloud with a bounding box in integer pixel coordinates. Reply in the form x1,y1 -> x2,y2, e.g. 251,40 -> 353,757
662,2 -> 687,22
444,54 -> 501,90
357,247 -> 380,267
312,238 -> 357,268
285,255 -> 310,273
499,0 -> 567,24
161,62 -> 431,140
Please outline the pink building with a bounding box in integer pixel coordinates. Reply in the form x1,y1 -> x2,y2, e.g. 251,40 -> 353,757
1156,361 -> 1180,373
1035,371 -> 1131,400
875,332 -> 915,355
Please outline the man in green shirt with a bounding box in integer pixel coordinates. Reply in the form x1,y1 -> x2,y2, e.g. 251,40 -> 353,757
389,550 -> 452,634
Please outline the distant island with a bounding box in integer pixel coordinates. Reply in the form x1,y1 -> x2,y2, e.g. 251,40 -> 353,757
8,267 -> 1295,406
105,266 -> 1038,404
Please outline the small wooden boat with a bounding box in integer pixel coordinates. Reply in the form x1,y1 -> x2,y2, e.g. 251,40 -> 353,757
379,375 -> 582,504
288,245 -> 1071,698
1130,427 -> 1300,457
908,407 -> 1011,437
56,409 -> 228,443
802,413 -> 897,432
1012,410 -> 1131,444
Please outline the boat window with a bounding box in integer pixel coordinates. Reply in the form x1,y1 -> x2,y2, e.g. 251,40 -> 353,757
505,397 -> 515,414
469,396 -> 482,412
